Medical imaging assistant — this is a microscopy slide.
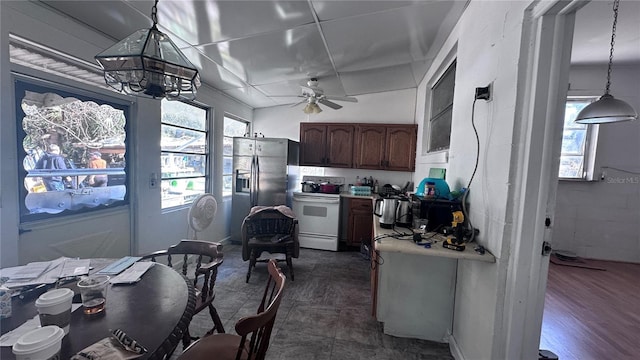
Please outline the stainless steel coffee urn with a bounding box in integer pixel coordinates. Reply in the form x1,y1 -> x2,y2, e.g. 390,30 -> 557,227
395,196 -> 412,227
374,196 -> 399,228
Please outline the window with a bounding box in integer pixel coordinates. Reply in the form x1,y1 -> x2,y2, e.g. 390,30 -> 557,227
161,99 -> 209,209
428,61 -> 456,152
16,79 -> 129,222
223,116 -> 249,196
558,98 -> 598,179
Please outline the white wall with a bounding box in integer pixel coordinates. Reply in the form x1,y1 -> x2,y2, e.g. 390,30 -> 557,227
552,64 -> 640,263
253,88 -> 417,187
0,1 -> 253,266
414,1 -> 534,359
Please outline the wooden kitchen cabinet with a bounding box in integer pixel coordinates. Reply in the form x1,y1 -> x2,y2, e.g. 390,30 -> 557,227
347,198 -> 373,247
300,123 -> 354,167
355,124 -> 417,171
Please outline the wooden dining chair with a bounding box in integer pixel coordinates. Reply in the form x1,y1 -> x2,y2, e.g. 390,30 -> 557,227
177,259 -> 286,360
140,240 -> 225,349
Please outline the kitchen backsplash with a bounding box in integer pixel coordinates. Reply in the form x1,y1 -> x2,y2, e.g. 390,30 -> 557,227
318,168 -> 414,192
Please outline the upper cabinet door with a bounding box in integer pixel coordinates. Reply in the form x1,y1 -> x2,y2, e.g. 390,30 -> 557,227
326,125 -> 355,168
355,125 -> 386,169
300,123 -> 327,166
385,125 -> 417,171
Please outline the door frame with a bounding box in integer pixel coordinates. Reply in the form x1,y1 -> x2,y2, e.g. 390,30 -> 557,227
501,1 -> 587,359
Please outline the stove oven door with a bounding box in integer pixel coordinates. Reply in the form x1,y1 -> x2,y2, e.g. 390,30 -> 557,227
292,194 -> 340,251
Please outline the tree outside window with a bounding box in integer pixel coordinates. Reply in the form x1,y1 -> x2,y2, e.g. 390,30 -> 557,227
161,99 -> 209,209
16,80 -> 128,222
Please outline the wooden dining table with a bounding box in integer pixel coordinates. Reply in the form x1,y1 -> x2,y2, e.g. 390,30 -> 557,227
0,259 -> 196,359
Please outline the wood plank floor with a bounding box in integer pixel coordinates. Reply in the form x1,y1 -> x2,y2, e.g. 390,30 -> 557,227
539,259 -> 640,360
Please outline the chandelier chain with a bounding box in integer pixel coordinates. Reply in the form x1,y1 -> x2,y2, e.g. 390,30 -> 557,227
151,0 -> 159,26
605,0 -> 619,94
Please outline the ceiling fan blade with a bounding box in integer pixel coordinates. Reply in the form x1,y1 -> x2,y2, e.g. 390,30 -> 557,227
290,98 -> 308,107
324,95 -> 358,103
318,98 -> 342,110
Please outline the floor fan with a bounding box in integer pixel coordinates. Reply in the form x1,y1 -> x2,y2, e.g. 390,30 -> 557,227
187,193 -> 218,240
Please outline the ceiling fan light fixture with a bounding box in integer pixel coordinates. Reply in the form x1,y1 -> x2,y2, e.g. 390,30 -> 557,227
303,103 -> 322,114
575,0 -> 637,124
94,0 -> 200,101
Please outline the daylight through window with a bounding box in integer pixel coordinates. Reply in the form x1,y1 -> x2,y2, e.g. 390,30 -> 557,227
16,80 -> 128,222
161,99 -> 209,209
559,98 -> 598,179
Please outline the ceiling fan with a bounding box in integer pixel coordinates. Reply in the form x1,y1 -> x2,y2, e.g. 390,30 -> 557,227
289,78 -> 358,114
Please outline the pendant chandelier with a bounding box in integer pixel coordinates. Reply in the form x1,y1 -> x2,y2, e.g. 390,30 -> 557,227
95,0 -> 200,101
575,0 -> 637,124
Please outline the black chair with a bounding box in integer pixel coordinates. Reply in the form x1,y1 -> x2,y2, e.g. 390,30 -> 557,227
241,206 -> 298,283
140,240 -> 225,349
178,259 -> 286,360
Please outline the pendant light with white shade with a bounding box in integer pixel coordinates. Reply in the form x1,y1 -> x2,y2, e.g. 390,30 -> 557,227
575,0 -> 637,124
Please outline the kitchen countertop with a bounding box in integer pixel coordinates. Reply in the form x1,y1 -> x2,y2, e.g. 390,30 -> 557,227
373,220 -> 495,262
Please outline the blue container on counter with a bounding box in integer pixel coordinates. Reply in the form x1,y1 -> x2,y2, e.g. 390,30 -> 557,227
416,178 -> 451,199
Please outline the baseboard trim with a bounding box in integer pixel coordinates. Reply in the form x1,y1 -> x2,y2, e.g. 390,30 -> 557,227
449,334 -> 465,360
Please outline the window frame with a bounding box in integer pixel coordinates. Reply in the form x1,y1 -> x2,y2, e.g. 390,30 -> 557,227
222,115 -> 249,197
558,96 -> 599,181
161,99 -> 210,210
427,61 -> 457,153
15,77 -> 130,223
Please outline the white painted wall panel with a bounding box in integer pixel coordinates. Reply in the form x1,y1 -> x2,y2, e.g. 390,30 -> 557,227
414,1 -> 533,359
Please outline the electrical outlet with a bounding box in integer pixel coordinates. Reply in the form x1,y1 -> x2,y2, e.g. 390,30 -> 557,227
475,83 -> 492,101
149,172 -> 158,189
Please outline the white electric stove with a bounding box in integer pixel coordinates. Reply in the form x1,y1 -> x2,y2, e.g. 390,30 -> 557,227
292,176 -> 345,251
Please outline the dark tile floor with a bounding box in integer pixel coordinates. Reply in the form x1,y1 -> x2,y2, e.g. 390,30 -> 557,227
178,244 -> 453,360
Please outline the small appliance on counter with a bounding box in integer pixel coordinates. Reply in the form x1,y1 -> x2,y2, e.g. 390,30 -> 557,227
374,196 -> 399,228
395,195 -> 412,227
411,194 -> 462,232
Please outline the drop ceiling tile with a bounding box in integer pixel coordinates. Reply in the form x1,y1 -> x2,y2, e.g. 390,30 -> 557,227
153,0 -> 315,46
178,47 -> 247,90
196,23 -> 335,86
322,2 -> 455,72
223,87 -> 278,108
311,0 -> 421,21
255,76 -> 346,97
340,63 -> 417,95
41,0 -> 151,41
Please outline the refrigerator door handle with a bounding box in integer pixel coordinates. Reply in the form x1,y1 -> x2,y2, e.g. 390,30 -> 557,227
250,155 -> 256,206
255,155 -> 260,205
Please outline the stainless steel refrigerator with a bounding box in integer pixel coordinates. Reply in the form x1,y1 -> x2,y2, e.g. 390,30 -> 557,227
231,137 -> 299,242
